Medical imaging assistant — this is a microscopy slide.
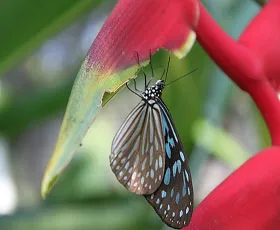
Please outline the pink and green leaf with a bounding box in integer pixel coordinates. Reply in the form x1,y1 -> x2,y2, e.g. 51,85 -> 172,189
41,0 -> 200,198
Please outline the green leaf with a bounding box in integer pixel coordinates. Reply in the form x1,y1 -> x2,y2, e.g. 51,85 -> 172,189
41,59 -> 140,198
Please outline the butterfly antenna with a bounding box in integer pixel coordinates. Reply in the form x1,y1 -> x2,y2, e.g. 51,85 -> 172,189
160,68 -> 166,80
150,50 -> 154,80
146,50 -> 154,87
135,51 -> 148,88
165,68 -> 198,86
163,56 -> 171,82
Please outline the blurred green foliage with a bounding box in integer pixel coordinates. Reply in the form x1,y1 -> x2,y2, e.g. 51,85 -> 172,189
0,0 -> 103,74
0,81 -> 72,137
0,0 -> 268,229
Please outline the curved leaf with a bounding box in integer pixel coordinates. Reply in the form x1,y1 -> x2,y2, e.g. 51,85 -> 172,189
42,0 -> 200,197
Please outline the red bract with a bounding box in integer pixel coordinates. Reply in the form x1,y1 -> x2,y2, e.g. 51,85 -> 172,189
195,1 -> 280,145
42,0 -> 280,228
87,0 -> 199,72
184,1 -> 280,229
239,0 -> 280,91
184,147 -> 280,230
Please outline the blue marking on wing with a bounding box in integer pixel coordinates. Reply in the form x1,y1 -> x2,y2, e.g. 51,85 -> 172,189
172,161 -> 177,177
176,192 -> 180,204
163,117 -> 169,136
164,168 -> 170,185
177,160 -> 181,173
161,106 -> 178,142
168,136 -> 175,147
171,187 -> 174,197
165,143 -> 171,158
184,169 -> 189,182
182,173 -> 187,197
180,151 -> 185,162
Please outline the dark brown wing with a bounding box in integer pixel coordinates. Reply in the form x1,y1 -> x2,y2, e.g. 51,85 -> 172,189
145,99 -> 193,229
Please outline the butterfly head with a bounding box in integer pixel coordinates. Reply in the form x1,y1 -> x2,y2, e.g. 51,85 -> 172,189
141,80 -> 165,104
155,79 -> 165,89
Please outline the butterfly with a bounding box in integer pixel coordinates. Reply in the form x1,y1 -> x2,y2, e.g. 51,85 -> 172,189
110,54 -> 194,229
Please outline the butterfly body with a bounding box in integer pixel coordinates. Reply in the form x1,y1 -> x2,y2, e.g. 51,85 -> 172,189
110,66 -> 193,229
141,80 -> 164,104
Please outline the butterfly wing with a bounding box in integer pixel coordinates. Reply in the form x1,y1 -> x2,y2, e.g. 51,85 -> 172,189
145,99 -> 193,229
110,100 -> 166,195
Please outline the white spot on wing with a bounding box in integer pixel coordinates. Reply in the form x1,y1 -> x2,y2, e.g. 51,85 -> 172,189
120,157 -> 126,164
155,159 -> 158,171
134,155 -> 139,168
180,210 -> 183,217
149,146 -> 153,166
124,161 -> 130,170
150,169 -> 154,178
159,156 -> 163,168
146,171 -> 149,178
141,157 -> 147,170
132,172 -> 136,180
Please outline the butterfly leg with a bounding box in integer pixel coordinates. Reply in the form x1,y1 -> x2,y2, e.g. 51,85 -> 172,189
132,79 -> 143,94
126,82 -> 141,97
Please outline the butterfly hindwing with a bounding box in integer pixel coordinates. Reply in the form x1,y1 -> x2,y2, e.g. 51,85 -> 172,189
110,100 -> 166,195
145,99 -> 193,229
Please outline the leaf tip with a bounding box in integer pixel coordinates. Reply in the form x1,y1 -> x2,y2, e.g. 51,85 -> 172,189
41,173 -> 59,199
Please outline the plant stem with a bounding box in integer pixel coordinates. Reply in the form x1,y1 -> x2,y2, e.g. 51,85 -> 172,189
195,1 -> 280,145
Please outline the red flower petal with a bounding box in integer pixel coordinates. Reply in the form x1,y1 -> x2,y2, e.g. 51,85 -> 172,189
87,0 -> 199,73
184,146 -> 280,230
239,0 -> 280,92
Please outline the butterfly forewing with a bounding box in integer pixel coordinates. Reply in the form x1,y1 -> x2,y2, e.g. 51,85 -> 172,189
145,99 -> 193,229
110,100 -> 166,195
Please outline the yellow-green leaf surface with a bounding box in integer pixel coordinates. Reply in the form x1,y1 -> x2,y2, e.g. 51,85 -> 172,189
42,0 -> 200,197
41,59 -> 140,197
